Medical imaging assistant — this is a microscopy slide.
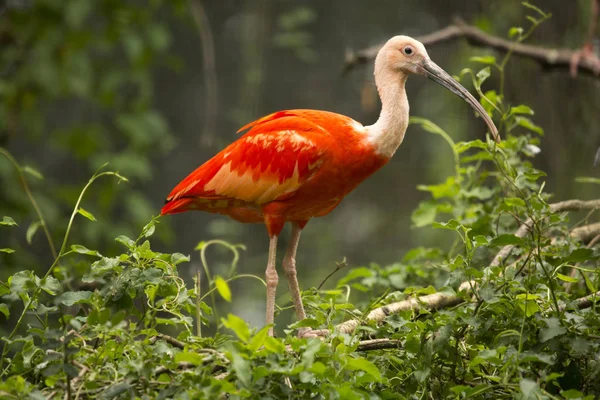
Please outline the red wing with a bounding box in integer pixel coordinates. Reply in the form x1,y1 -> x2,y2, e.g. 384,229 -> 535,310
162,113 -> 331,214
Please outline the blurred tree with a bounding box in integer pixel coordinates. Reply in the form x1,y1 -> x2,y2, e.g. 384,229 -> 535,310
0,0 -> 188,278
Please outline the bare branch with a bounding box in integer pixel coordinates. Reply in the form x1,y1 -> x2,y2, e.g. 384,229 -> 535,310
491,199 -> 600,267
302,281 -> 476,338
335,280 -> 474,334
148,333 -> 185,349
560,291 -> 600,311
570,222 -> 600,243
357,338 -> 401,351
343,21 -> 600,77
317,258 -> 348,290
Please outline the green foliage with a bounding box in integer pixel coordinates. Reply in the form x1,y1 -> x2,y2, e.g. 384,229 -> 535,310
273,6 -> 317,63
1,3 -> 599,399
0,0 -> 186,276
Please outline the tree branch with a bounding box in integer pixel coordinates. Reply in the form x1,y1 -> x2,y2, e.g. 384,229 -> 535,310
356,338 -> 401,351
570,222 -> 600,243
561,290 -> 600,311
343,20 -> 600,77
491,199 -> 600,267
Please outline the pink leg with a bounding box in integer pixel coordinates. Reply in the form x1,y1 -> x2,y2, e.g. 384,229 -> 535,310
265,235 -> 279,337
283,223 -> 306,321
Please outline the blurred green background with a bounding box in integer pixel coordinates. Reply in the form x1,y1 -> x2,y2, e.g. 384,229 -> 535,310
1,0 -> 599,329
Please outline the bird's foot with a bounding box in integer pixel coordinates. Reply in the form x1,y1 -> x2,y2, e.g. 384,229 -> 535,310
570,44 -> 600,77
297,328 -> 330,339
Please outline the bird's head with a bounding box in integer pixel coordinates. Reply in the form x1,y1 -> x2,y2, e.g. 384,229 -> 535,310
375,35 -> 500,143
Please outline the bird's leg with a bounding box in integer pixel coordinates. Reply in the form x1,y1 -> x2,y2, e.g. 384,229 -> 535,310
282,223 -> 330,339
570,0 -> 600,76
282,223 -> 306,322
265,235 -> 279,337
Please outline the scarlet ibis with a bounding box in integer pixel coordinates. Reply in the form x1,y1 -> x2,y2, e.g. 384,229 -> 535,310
161,36 -> 499,336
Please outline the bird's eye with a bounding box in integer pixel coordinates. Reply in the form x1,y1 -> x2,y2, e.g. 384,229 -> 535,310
402,46 -> 414,56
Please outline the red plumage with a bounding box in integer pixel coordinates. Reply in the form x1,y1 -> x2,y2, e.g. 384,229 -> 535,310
161,109 -> 388,236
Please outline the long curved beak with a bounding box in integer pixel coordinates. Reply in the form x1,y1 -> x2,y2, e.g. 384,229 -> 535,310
420,60 -> 500,143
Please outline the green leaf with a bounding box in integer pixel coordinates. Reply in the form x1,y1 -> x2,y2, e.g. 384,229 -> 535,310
77,207 -> 97,222
170,253 -> 190,266
1,216 -> 17,226
174,352 -> 204,366
263,336 -> 286,354
26,221 -> 42,244
41,276 -> 62,295
510,105 -> 534,115
222,314 -> 250,342
345,357 -> 382,382
337,267 -> 373,287
504,197 -> 526,207
516,116 -> 543,135
214,276 -> 232,302
520,378 -> 539,399
0,248 -> 15,253
410,117 -> 449,138
231,351 -> 251,387
561,389 -> 585,399
98,382 -> 133,400
539,317 -> 566,342
583,273 -> 597,293
470,56 -> 496,65
432,219 -> 462,231
489,234 -> 524,247
516,294 -> 540,316
555,273 -> 578,283
476,67 -> 491,86
417,176 -> 459,199
248,326 -> 270,352
576,177 -> 600,185
71,244 -> 100,257
21,166 -> 43,180
55,291 -> 93,306
509,26 -> 523,38
411,201 -> 437,228
565,248 -> 594,263
464,187 -> 494,200
0,303 -> 9,318
115,235 -> 136,250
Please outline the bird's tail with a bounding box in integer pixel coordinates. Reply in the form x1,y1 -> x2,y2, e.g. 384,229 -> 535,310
161,197 -> 194,215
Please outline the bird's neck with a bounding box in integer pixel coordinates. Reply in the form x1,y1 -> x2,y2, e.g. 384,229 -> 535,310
365,70 -> 409,158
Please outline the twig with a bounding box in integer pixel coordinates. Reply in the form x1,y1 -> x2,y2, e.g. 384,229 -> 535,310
195,270 -> 202,338
491,199 -> 600,267
343,20 -> 600,77
0,148 -> 57,259
153,362 -> 195,376
356,338 -> 401,351
317,258 -> 348,290
149,333 -> 185,349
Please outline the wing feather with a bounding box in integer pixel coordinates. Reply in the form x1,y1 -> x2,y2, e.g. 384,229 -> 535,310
162,112 -> 331,214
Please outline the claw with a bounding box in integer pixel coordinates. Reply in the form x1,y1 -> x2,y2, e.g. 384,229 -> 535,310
569,45 -> 600,77
298,328 -> 330,339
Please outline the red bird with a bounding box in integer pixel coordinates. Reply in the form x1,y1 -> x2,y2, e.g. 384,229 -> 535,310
162,36 -> 499,337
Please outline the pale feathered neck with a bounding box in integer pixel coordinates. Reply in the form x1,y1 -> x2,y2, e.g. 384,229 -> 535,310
365,66 -> 409,158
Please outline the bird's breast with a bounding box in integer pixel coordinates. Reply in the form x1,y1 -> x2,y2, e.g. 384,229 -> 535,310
272,142 -> 389,220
